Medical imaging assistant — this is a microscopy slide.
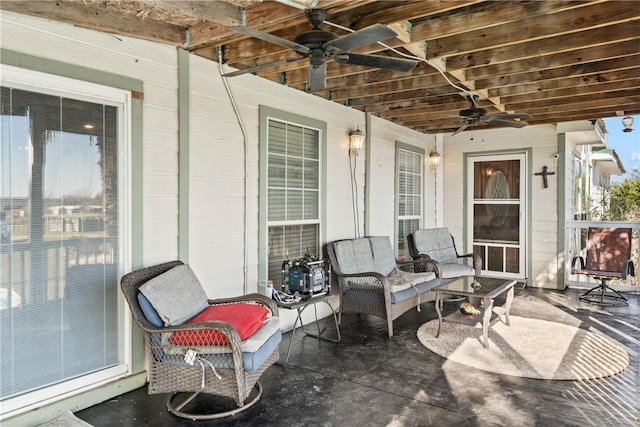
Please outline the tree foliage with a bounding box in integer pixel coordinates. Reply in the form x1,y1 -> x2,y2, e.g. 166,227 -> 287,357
609,176 -> 640,221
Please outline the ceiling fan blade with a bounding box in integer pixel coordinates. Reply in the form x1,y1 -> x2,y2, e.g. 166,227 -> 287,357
485,118 -> 528,128
324,24 -> 397,52
452,122 -> 471,136
230,26 -> 310,54
335,52 -> 417,72
308,63 -> 326,92
222,57 -> 304,77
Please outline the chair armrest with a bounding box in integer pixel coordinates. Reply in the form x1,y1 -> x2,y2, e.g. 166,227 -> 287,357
571,256 -> 585,273
410,254 -> 442,278
147,320 -> 244,360
457,253 -> 482,275
623,260 -> 635,279
333,270 -> 389,292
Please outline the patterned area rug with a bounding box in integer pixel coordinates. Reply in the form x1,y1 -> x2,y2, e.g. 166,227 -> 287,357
38,411 -> 93,427
417,315 -> 629,380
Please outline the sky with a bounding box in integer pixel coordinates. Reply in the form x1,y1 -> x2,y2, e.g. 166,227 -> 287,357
603,114 -> 640,183
1,116 -> 102,199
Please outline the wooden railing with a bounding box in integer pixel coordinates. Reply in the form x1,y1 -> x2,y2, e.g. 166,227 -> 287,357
0,237 -> 116,308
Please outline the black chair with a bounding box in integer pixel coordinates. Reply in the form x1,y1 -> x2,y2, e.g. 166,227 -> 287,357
572,227 -> 635,306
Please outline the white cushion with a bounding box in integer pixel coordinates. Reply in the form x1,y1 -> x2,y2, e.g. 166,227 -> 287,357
440,263 -> 475,278
140,264 -> 209,326
333,238 -> 375,274
370,236 -> 396,276
412,228 -> 458,264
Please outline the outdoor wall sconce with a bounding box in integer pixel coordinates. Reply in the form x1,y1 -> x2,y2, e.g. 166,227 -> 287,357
622,116 -> 634,133
349,127 -> 365,155
429,151 -> 441,169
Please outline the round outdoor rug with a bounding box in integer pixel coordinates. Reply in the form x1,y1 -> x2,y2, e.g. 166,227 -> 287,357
417,316 -> 629,380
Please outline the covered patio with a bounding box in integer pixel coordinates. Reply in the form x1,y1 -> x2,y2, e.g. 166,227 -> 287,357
75,287 -> 639,426
1,1 -> 639,425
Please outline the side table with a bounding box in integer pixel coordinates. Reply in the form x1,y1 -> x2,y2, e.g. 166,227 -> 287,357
275,293 -> 341,365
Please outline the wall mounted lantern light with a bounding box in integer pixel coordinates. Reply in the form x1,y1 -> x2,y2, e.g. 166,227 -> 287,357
622,116 -> 634,133
349,127 -> 365,155
429,151 -> 441,169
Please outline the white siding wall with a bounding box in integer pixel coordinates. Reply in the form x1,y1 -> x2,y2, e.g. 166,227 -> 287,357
443,124 -> 561,288
367,115 -> 435,236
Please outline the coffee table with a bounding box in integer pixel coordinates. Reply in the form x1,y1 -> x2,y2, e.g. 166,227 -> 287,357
434,276 -> 516,349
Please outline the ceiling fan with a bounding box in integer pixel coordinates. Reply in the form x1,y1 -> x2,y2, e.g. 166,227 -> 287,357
453,95 -> 533,135
223,9 -> 418,92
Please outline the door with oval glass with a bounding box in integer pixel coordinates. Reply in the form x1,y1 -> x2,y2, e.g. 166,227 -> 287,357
467,153 -> 526,279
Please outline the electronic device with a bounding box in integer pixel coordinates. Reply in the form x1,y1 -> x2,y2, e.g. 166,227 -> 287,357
281,254 -> 330,297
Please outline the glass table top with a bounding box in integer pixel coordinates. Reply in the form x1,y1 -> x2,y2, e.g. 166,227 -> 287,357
434,276 -> 517,298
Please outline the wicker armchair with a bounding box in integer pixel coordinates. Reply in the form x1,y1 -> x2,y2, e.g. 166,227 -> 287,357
407,228 -> 481,283
120,261 -> 281,420
326,236 -> 440,337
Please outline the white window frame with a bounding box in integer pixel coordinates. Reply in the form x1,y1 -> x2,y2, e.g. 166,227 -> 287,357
0,65 -> 132,419
395,142 -> 424,258
258,106 -> 326,284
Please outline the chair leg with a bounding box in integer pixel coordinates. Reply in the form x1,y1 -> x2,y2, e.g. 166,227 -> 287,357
579,280 -> 629,307
166,382 -> 263,420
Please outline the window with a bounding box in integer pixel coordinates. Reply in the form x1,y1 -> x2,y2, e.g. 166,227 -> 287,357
0,66 -> 130,416
259,107 -> 325,283
396,143 -> 424,259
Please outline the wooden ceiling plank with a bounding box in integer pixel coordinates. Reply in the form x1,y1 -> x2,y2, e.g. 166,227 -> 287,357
505,92 -> 640,114
319,1 -> 482,33
187,2 -> 306,48
446,22 -> 640,71
152,1 -> 243,27
501,79 -> 640,105
425,1 -> 633,59
344,90 -> 462,110
0,0 -> 186,45
475,55 -> 640,91
492,68 -> 640,98
464,39 -> 640,81
410,0 -> 585,41
328,71 -> 451,101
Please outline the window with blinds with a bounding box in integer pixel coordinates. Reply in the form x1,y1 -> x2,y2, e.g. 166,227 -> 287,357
396,145 -> 424,259
1,68 -> 128,415
266,119 -> 320,282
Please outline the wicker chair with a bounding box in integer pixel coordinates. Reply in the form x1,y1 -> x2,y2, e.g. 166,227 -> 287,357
326,236 -> 440,337
407,228 -> 481,283
120,261 -> 281,420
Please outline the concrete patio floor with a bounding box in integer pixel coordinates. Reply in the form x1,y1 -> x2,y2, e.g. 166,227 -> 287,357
76,287 -> 639,427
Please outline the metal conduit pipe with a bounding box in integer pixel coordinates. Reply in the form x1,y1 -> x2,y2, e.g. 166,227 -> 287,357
272,0 -> 320,11
218,46 -> 250,294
